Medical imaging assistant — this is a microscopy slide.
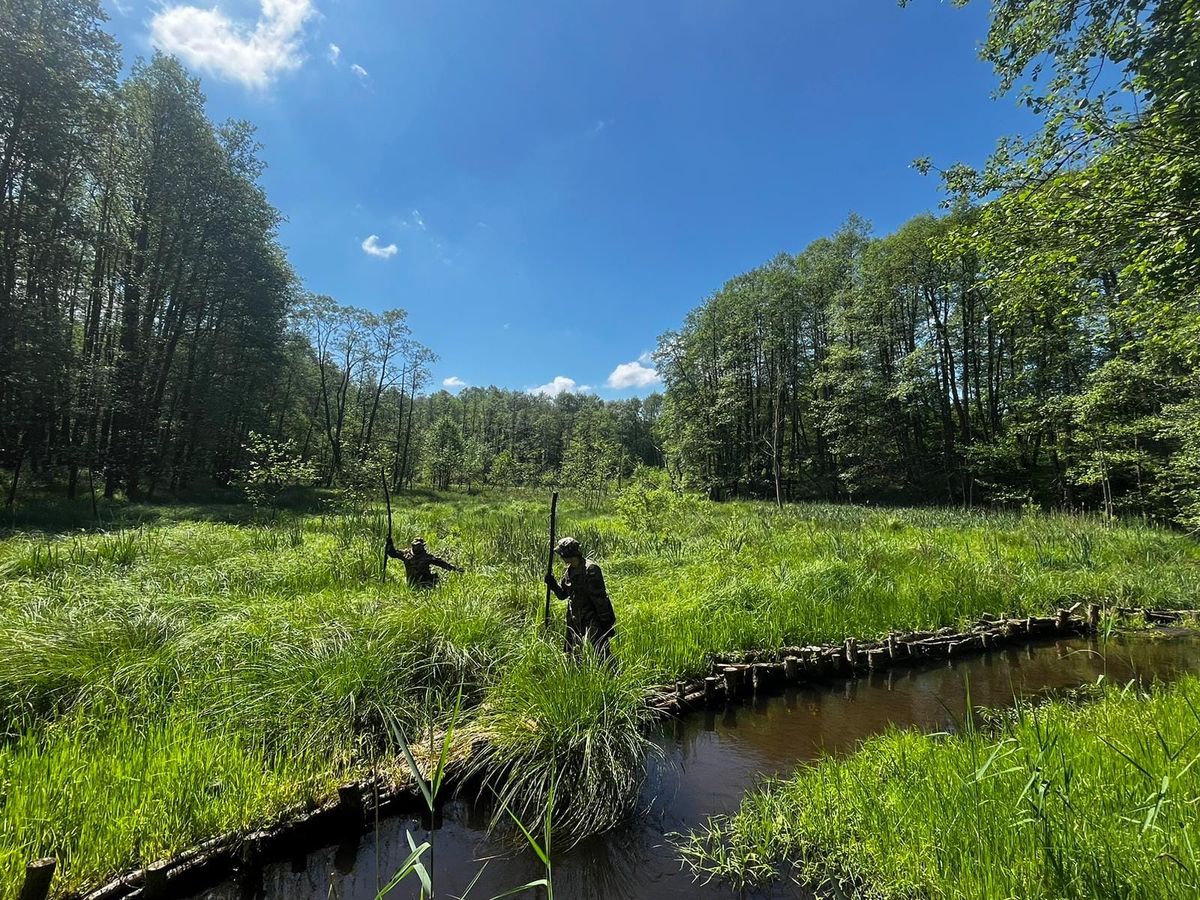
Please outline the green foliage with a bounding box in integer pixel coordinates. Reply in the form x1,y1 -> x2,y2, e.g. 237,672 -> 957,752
4,492 -> 1200,892
423,414 -> 465,491
238,432 -> 315,515
472,640 -> 659,840
679,676 -> 1200,898
613,466 -> 702,538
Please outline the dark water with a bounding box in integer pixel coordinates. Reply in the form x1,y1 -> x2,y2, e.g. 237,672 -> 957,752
201,632 -> 1200,900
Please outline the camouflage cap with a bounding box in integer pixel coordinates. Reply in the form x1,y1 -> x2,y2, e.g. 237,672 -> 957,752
554,536 -> 582,558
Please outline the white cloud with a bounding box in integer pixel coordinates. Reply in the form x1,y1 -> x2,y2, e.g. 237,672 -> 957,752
411,209 -> 426,230
443,376 -> 467,389
350,63 -> 368,78
328,43 -> 341,64
150,0 -> 316,89
361,234 -> 398,258
530,376 -> 591,398
606,360 -> 662,390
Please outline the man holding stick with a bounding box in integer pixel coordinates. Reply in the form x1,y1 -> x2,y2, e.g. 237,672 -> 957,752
386,536 -> 462,588
544,536 -> 617,658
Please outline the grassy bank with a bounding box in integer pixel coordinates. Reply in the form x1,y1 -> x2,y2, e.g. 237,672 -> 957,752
2,491 -> 1199,894
678,675 -> 1200,898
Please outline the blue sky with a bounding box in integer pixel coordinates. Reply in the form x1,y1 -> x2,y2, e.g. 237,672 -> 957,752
105,0 -> 1031,398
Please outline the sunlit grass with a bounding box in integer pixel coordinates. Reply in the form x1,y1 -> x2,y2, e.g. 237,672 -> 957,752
677,675 -> 1200,899
1,491 -> 1199,894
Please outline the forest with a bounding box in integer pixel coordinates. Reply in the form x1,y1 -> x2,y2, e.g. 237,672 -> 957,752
0,0 -> 660,510
656,0 -> 1200,524
4,0 -> 1199,532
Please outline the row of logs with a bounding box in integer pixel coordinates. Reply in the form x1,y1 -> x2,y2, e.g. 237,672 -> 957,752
648,604 -> 1200,715
27,605 -> 1200,900
62,775 -> 438,900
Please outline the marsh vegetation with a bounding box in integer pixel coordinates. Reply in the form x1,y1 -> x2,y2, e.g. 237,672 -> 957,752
3,491 -> 1200,895
679,675 -> 1200,899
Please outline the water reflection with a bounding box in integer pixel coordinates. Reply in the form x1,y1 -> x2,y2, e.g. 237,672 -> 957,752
199,632 -> 1200,900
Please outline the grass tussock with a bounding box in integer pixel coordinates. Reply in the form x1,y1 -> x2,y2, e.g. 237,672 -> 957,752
2,491 -> 1200,894
472,642 -> 660,840
678,676 -> 1200,899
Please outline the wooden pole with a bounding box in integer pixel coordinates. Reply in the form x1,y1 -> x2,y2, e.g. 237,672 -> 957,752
19,858 -> 55,900
381,467 -> 394,579
543,491 -> 559,629
704,676 -> 720,706
143,859 -> 170,899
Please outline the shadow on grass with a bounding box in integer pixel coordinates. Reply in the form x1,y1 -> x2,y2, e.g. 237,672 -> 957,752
0,484 -> 527,537
0,486 -> 337,536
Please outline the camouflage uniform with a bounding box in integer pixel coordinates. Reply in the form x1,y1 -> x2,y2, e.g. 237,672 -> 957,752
546,538 -> 616,656
386,537 -> 460,588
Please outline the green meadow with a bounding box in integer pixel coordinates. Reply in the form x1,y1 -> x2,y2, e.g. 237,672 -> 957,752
3,490 -> 1200,895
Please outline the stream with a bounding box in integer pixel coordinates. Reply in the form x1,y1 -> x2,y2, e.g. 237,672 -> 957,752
199,630 -> 1200,900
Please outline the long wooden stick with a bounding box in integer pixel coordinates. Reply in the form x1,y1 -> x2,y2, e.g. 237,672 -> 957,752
543,491 -> 559,629
381,467 -> 394,579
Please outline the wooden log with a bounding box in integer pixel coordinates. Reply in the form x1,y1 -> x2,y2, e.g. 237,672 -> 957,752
81,875 -> 138,900
143,860 -> 171,900
1055,608 -> 1071,631
844,638 -> 857,665
1088,603 -> 1100,629
704,676 -> 720,706
19,859 -> 56,900
1146,609 -> 1181,624
784,656 -> 799,681
338,782 -> 363,827
866,649 -> 886,669
886,633 -> 897,660
723,667 -> 740,697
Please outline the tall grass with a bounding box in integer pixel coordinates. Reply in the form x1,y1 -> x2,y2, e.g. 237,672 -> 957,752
2,492 -> 1199,895
471,642 -> 660,839
678,676 -> 1200,898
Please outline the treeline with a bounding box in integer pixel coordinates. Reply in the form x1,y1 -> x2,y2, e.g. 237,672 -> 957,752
657,0 -> 1200,528
278,294 -> 663,493
7,0 -> 1199,526
414,388 -> 661,494
0,0 -> 303,502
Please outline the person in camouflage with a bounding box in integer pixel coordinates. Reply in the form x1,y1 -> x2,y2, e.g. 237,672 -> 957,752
386,536 -> 462,588
544,536 -> 617,657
